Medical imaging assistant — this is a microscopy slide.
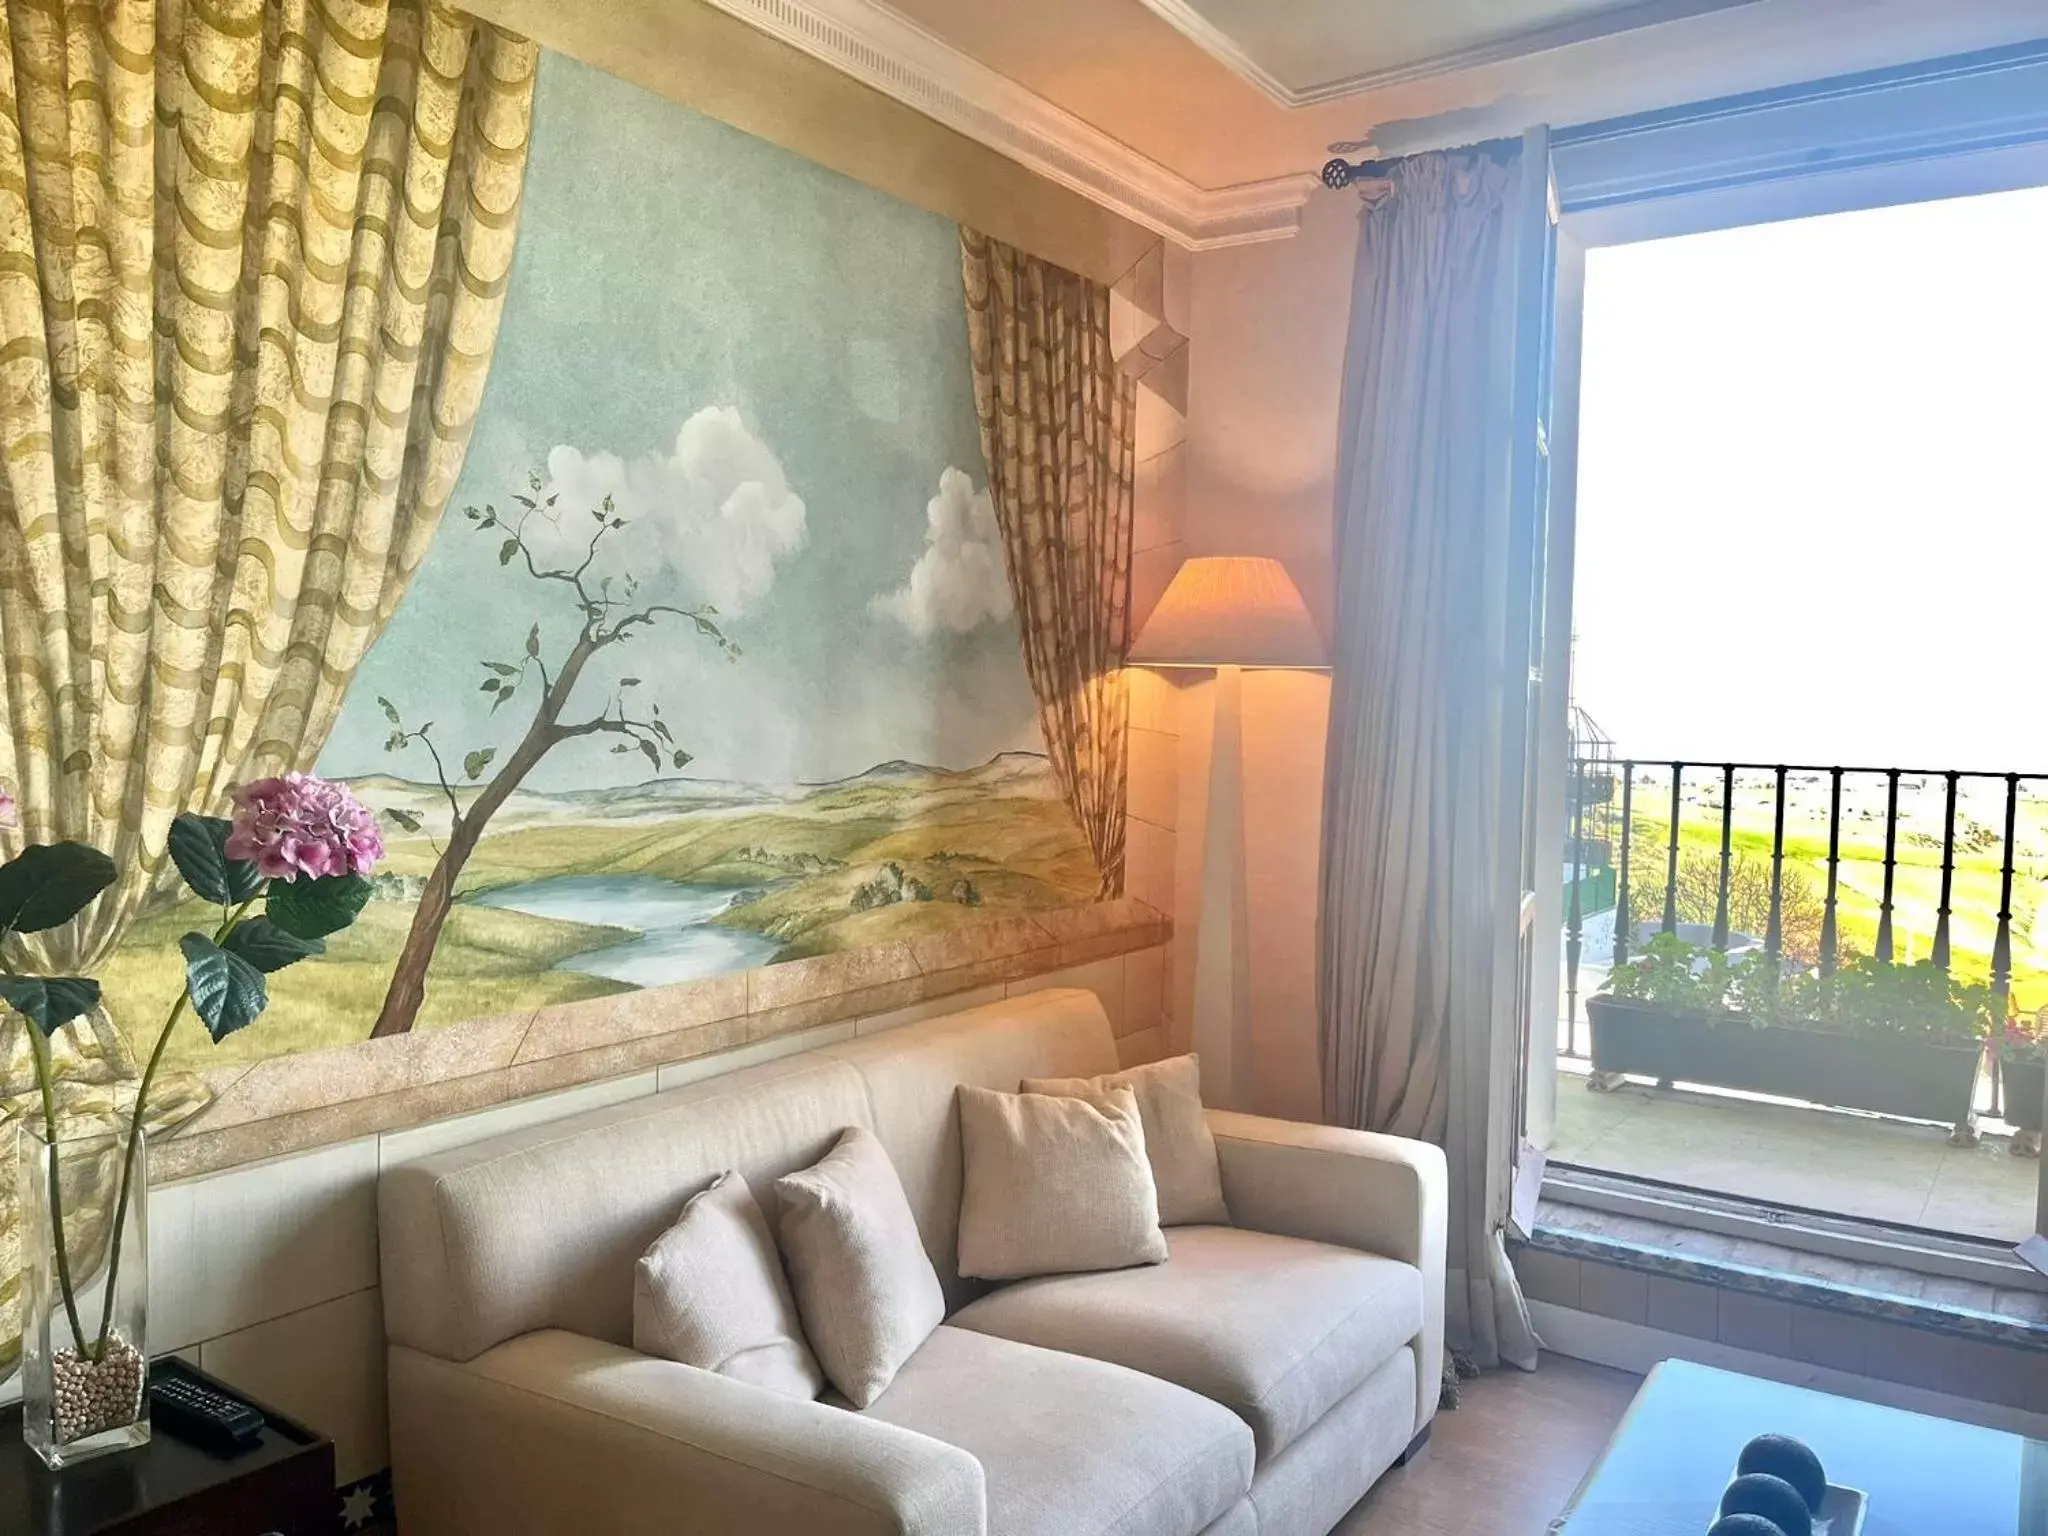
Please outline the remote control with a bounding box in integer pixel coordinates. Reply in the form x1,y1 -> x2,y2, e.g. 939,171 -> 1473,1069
149,1372 -> 267,1455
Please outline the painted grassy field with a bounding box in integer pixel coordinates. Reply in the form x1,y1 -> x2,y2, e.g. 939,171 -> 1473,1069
92,754 -> 1097,1075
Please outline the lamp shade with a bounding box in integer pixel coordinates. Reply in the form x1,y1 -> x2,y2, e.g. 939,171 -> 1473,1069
1128,556 -> 1327,669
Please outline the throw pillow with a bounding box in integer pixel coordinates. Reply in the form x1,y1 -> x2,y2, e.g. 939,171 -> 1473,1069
955,1082 -> 1169,1281
1023,1054 -> 1230,1226
633,1170 -> 824,1400
773,1127 -> 946,1408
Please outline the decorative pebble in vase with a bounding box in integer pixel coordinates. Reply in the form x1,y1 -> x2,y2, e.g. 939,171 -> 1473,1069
18,1121 -> 151,1466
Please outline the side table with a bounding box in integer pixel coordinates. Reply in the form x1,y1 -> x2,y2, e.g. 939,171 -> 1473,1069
0,1358 -> 338,1536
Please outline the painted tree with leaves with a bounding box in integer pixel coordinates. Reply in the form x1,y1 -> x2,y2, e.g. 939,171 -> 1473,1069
367,474 -> 736,1039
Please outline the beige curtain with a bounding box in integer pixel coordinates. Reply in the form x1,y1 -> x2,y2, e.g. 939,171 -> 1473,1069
1318,147 -> 1539,1372
0,0 -> 536,1374
959,227 -> 1135,898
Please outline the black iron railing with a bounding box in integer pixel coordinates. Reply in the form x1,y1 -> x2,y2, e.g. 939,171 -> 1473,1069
1562,759 -> 2040,1109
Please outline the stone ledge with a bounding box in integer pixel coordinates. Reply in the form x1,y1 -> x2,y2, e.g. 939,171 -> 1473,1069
1521,1199 -> 2048,1353
151,898 -> 1169,1185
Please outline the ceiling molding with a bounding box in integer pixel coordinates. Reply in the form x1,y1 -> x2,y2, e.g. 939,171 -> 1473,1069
698,0 -> 1321,248
1136,0 -> 1767,109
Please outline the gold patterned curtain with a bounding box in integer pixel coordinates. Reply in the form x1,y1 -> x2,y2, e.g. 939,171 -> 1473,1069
959,227 -> 1135,898
0,0 -> 537,966
0,0 -> 536,1372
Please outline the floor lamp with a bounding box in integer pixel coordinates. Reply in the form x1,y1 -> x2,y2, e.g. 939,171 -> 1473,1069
1128,557 -> 1328,1111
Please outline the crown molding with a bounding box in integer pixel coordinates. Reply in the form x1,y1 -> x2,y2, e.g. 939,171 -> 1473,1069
1136,0 -> 1766,109
698,0 -> 1320,248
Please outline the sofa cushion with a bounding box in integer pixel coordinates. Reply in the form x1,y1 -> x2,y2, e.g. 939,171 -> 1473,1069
818,990 -> 1121,1309
775,1128 -> 946,1408
949,1225 -> 1424,1460
1023,1054 -> 1229,1227
633,1170 -> 823,1400
858,1325 -> 1253,1536
957,1083 -> 1167,1281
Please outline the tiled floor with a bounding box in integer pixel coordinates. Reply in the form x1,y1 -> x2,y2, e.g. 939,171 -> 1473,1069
1549,1065 -> 2041,1242
1337,1354 -> 1641,1534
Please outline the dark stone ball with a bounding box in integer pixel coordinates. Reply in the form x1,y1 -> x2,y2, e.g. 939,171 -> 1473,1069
1707,1518 -> 1788,1536
1720,1472 -> 1813,1536
1738,1433 -> 1828,1513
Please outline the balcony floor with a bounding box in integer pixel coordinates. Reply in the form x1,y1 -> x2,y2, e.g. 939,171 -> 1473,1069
1548,1064 -> 2041,1243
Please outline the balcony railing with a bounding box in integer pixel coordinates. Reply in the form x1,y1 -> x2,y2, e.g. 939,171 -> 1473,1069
1562,758 -> 2045,1121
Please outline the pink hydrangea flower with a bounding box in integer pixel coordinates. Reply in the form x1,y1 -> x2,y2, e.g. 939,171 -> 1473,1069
225,773 -> 383,882
0,783 -> 16,830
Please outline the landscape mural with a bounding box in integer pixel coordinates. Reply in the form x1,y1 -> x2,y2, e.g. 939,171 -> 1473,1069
92,50 -> 1097,1079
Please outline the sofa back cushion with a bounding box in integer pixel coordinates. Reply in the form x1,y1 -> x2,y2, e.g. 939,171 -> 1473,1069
381,1053 -> 873,1362
380,988 -> 1118,1360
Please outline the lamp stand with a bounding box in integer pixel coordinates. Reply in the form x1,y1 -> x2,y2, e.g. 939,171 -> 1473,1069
1192,663 -> 1253,1111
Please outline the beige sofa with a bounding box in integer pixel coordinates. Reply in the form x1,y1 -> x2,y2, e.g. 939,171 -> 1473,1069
379,988 -> 1447,1536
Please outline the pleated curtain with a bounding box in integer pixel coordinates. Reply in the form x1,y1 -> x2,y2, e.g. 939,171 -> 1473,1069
0,0 -> 537,1375
1318,147 -> 1541,1372
959,227 -> 1135,898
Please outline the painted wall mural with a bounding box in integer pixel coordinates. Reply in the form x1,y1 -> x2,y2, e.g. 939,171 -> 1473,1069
93,50 -> 1097,1081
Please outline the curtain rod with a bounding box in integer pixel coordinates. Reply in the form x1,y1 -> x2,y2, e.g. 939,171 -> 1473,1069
1320,135 -> 1520,190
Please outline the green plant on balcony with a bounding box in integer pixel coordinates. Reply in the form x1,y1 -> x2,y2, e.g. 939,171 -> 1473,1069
1602,932 -> 1743,1015
1799,955 -> 1997,1046
2001,1012 -> 2048,1065
1602,936 -> 1992,1045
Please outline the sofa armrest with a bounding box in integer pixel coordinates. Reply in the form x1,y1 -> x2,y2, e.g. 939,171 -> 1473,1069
1207,1109 -> 1447,1436
390,1333 -> 986,1536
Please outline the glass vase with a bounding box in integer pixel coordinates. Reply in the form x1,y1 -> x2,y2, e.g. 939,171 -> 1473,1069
18,1120 -> 150,1468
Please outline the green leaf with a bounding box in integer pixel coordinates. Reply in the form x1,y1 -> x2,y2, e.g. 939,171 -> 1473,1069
167,813 -> 265,905
499,538 -> 519,566
648,718 -> 672,744
383,807 -> 423,833
639,739 -> 660,772
0,842 -> 117,936
266,873 -> 372,940
490,688 -> 515,713
480,678 -> 501,694
619,677 -> 641,688
525,623 -> 541,658
179,933 -> 268,1043
223,917 -> 326,974
463,748 -> 496,781
0,975 -> 101,1036
671,749 -> 692,770
482,661 -> 519,677
378,696 -> 402,725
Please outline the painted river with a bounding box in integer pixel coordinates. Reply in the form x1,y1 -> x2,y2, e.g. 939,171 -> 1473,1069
469,874 -> 781,987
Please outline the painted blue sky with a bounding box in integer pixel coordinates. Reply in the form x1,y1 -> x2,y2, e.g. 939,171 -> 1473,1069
320,50 -> 1040,790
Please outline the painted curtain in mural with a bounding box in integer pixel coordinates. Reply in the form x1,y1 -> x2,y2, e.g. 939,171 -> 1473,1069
78,50 -> 1100,1074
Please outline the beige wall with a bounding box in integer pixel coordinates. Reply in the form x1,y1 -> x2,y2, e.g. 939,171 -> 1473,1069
1148,188 -> 1359,1123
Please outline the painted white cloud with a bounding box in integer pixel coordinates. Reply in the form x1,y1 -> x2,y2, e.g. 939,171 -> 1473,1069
871,467 -> 1013,638
537,406 -> 807,616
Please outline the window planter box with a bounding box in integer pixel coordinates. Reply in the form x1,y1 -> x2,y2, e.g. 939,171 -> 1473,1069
2005,1057 -> 2045,1134
1585,995 -> 1980,1125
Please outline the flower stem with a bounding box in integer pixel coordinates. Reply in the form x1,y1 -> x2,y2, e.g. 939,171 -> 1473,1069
91,892 -> 258,1359
27,1027 -> 92,1360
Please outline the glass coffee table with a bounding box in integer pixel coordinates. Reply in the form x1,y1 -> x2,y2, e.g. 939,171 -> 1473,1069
1553,1359 -> 2048,1534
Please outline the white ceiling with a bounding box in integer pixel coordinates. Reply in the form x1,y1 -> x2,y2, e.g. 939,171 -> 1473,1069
709,0 -> 2048,247
1134,0 -> 1765,106
873,0 -> 2048,188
